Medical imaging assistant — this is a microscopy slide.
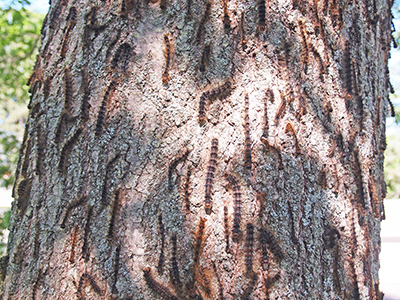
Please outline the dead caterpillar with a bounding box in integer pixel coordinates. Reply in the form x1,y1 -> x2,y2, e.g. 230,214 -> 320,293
95,80 -> 117,136
245,223 -> 254,275
107,189 -> 121,238
285,121 -> 301,156
275,94 -> 287,123
199,44 -> 211,72
194,217 -> 206,263
67,6 -> 77,23
81,206 -> 93,259
111,43 -> 132,73
183,168 -> 192,212
298,20 -> 309,72
259,228 -> 285,261
168,149 -> 191,190
36,122 -> 45,176
143,267 -> 178,300
224,205 -> 230,253
226,174 -> 241,242
101,153 -> 121,205
158,214 -> 166,274
242,272 -> 257,300
60,195 -> 86,228
369,176 -> 382,218
170,234 -> 182,286
76,273 -> 104,299
196,2 -> 211,44
112,246 -> 121,296
204,138 -> 218,214
244,93 -> 252,170
258,0 -> 266,30
69,224 -> 79,263
222,0 -> 230,31
58,127 -> 83,174
162,34 -> 172,84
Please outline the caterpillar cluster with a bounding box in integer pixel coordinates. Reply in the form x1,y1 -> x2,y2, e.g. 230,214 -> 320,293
196,2 -> 211,44
258,0 -> 266,30
60,195 -> 86,228
245,223 -> 254,275
204,138 -> 218,214
224,205 -> 230,253
112,246 -> 121,296
199,44 -> 211,72
226,174 -> 241,242
69,224 -> 79,263
259,228 -> 285,261
163,34 -> 172,84
143,267 -> 178,300
168,149 -> 190,191
158,214 -> 166,273
95,80 -> 117,136
298,20 -> 310,72
194,218 -> 206,263
198,81 -> 231,123
36,123 -> 45,176
183,168 -> 192,212
111,42 -> 132,73
170,234 -> 182,286
101,153 -> 121,205
284,121 -> 301,156
244,93 -> 252,170
81,206 -> 93,259
76,273 -> 103,299
58,127 -> 83,174
222,0 -> 230,31
107,189 -> 121,238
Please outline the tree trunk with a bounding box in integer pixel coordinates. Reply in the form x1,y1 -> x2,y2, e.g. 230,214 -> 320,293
0,0 -> 392,299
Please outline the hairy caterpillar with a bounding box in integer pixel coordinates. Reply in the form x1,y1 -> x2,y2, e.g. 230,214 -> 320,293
240,12 -> 247,50
226,174 -> 241,242
95,80 -> 117,136
204,138 -> 218,214
298,20 -> 309,72
285,121 -> 301,156
81,206 -> 93,259
58,127 -> 83,174
265,271 -> 281,299
183,168 -> 192,212
224,205 -> 230,253
111,42 -> 133,73
222,0 -> 230,31
101,153 -> 121,206
196,2 -> 211,44
69,224 -> 79,263
198,81 -> 232,123
242,272 -> 257,300
244,93 -> 252,170
388,97 -> 396,117
259,228 -> 285,261
36,122 -> 45,176
21,138 -> 32,177
112,246 -> 121,296
60,195 -> 86,228
162,34 -> 172,84
33,217 -> 41,258
168,149 -> 190,191
60,7 -> 77,59
260,138 -> 283,170
258,0 -> 266,30
311,44 -> 326,76
212,261 -> 224,299
171,234 -> 182,286
76,273 -> 104,299
31,268 -> 43,300
185,0 -> 192,20
107,189 -> 121,238
275,94 -> 287,123
199,44 -> 211,72
64,68 -> 73,110
80,69 -> 91,120
296,95 -> 307,118
143,267 -> 178,300
158,214 -> 166,274
194,218 -> 206,263
245,223 -> 254,275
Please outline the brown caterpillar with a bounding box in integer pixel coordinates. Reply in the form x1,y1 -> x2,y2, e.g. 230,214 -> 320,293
258,0 -> 266,30
95,80 -> 117,136
196,2 -> 211,44
240,12 -> 247,50
112,246 -> 121,296
194,217 -> 206,263
212,261 -> 224,300
183,168 -> 192,212
275,93 -> 287,123
226,174 -> 241,242
244,93 -> 252,170
198,81 -> 232,123
245,223 -> 254,275
198,94 -> 208,123
81,206 -> 93,259
311,44 -> 326,75
60,195 -> 86,228
224,205 -> 230,253
168,149 -> 190,190
36,122 -> 45,176
170,234 -> 182,286
80,69 -> 90,120
69,225 -> 79,263
265,271 -> 281,299
259,228 -> 285,261
242,272 -> 257,300
58,127 -> 83,174
101,153 -> 121,206
163,34 -> 172,84
64,68 -> 73,110
76,273 -> 104,299
107,189 -> 121,238
197,266 -> 212,296
143,267 -> 178,300
298,20 -> 309,72
204,138 -> 218,214
199,44 -> 211,72
222,0 -> 231,31
285,121 -> 301,156
111,42 -> 132,73
158,214 -> 166,274
60,7 -> 77,59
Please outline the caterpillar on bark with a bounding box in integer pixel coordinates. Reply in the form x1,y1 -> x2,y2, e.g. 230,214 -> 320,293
298,20 -> 310,72
58,127 -> 83,174
265,271 -> 281,299
245,223 -> 254,275
60,195 -> 86,228
112,246 -> 121,296
101,153 -> 121,206
224,205 -> 230,253
170,234 -> 182,286
196,2 -> 211,44
259,228 -> 285,261
111,42 -> 133,73
81,206 -> 93,259
199,44 -> 211,72
244,93 -> 252,170
242,272 -> 257,300
226,174 -> 241,242
143,267 -> 178,300
69,224 -> 78,263
95,80 -> 117,136
275,94 -> 287,123
258,0 -> 266,30
76,273 -> 104,299
36,122 -> 45,176
80,69 -> 91,120
158,214 -> 166,274
163,34 -> 172,84
222,0 -> 231,32
168,149 -> 190,191
107,189 -> 121,238
194,217 -> 206,263
183,168 -> 192,212
284,121 -> 301,156
204,138 -> 218,214
198,81 -> 232,123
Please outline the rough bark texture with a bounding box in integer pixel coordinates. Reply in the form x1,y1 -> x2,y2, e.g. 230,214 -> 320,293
0,0 -> 393,299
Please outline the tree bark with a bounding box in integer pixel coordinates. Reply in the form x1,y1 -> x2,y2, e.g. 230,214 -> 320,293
0,0 -> 393,299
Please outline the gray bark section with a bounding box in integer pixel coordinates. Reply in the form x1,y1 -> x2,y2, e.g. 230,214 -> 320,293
1,0 -> 391,299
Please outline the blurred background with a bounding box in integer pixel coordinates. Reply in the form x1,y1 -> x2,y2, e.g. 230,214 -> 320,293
0,0 -> 399,298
